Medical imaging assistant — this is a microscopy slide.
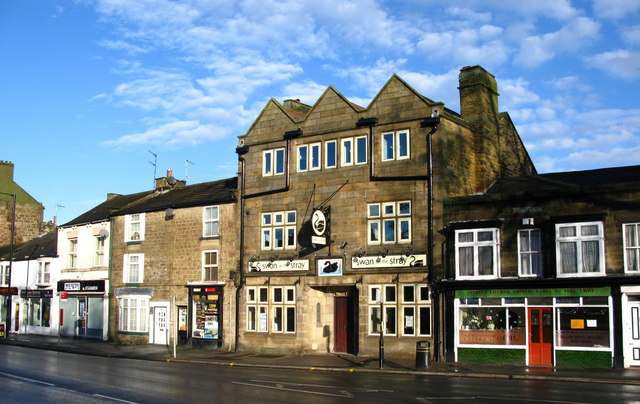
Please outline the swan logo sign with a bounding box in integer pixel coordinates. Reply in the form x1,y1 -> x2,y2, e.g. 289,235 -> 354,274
318,258 -> 343,276
311,209 -> 327,245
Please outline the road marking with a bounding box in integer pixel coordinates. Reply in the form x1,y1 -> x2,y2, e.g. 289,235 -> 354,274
232,381 -> 353,398
93,393 -> 140,403
251,379 -> 394,393
417,396 -> 590,404
0,371 -> 55,386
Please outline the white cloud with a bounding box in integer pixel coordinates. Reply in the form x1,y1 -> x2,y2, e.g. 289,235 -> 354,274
592,0 -> 640,19
279,81 -> 328,106
101,120 -> 228,147
515,17 -> 600,67
622,25 -> 640,45
586,50 -> 640,79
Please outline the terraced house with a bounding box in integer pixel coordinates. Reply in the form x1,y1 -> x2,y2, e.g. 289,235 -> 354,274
109,170 -> 238,349
233,66 -> 535,358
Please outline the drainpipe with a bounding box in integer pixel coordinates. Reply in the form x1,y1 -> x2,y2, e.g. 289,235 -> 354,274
421,110 -> 441,361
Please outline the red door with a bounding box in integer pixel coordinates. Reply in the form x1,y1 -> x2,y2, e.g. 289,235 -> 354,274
528,307 -> 553,366
334,297 -> 348,353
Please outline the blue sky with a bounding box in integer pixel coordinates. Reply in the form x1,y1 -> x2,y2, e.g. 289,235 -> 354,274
1,0 -> 639,224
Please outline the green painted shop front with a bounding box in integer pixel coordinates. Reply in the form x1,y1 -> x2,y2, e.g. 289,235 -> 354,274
453,286 -> 612,368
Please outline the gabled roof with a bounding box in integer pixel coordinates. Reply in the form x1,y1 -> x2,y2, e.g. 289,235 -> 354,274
114,177 -> 238,216
0,231 -> 57,261
61,190 -> 154,227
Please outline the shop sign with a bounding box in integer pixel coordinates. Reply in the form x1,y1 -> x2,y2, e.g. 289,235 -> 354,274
249,260 -> 309,272
0,323 -> 4,338
455,286 -> 611,299
0,287 -> 18,295
20,289 -> 53,298
351,254 -> 426,269
318,258 -> 342,276
311,209 -> 327,246
57,280 -> 105,293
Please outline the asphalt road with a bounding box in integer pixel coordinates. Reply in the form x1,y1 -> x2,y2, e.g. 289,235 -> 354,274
1,345 -> 638,403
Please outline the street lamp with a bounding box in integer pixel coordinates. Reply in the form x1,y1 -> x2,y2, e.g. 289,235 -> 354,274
421,109 -> 440,361
0,192 -> 16,337
378,297 -> 384,369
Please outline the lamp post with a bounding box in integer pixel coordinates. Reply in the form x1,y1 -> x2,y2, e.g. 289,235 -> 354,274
421,109 -> 440,361
0,192 -> 16,337
378,297 -> 384,369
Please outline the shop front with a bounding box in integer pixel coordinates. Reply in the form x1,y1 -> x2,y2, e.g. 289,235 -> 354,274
186,284 -> 223,348
20,289 -> 55,335
453,286 -> 613,368
58,280 -> 108,340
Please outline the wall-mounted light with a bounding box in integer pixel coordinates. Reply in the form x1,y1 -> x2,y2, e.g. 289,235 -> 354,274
340,241 -> 348,249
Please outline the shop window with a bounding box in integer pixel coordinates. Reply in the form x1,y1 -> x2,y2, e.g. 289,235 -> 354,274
381,130 -> 410,161
202,250 -> 218,282
95,236 -> 105,266
455,228 -> 500,279
367,201 -> 411,245
124,213 -> 145,242
26,297 -> 51,327
556,306 -> 610,348
458,298 -> 526,346
246,286 -> 296,334
37,261 -> 50,285
68,238 -> 78,268
203,206 -> 220,237
123,253 -> 144,284
263,148 -> 285,176
518,229 -> 542,277
401,284 -> 431,336
624,223 -> 640,273
192,292 -> 220,339
261,211 -> 296,251
556,221 -> 604,276
119,297 -> 149,332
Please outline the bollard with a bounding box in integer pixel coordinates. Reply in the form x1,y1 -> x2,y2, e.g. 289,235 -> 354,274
415,340 -> 430,370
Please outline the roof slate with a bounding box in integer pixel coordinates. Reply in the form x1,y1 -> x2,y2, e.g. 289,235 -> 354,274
0,231 -> 57,261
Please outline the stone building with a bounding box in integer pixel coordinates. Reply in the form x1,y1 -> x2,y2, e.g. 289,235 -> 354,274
0,161 -> 45,246
441,165 -> 640,368
108,171 -> 238,348
234,66 -> 535,358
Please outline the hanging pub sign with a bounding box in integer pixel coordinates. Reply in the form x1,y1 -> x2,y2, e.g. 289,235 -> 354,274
311,207 -> 328,246
351,254 -> 427,269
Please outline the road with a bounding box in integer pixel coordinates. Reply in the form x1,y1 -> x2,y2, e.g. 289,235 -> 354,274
0,345 -> 638,403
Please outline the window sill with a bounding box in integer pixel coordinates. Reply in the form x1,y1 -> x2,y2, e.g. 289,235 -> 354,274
200,236 -> 220,241
117,331 -> 149,335
556,272 -> 605,278
126,241 -> 142,245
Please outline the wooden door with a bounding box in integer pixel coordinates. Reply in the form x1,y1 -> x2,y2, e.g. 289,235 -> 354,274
528,307 -> 553,366
334,297 -> 348,353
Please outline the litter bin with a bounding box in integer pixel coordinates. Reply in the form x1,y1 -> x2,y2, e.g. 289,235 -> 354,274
415,340 -> 430,370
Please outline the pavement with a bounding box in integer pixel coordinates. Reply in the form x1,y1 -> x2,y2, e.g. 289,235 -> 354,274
2,333 -> 640,385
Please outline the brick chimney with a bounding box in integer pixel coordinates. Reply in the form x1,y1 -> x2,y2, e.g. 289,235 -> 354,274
459,66 -> 501,192
155,167 -> 186,192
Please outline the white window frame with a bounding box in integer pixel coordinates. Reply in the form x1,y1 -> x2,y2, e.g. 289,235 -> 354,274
325,140 -> 337,169
518,228 -> 542,277
0,263 -> 9,286
556,221 -> 605,277
455,228 -> 500,280
368,284 -> 397,336
310,143 -> 321,171
202,250 -> 218,282
381,130 -> 410,162
124,213 -> 145,242
118,296 -> 149,333
68,238 -> 78,268
263,148 -> 285,176
297,145 -> 308,172
355,135 -> 368,164
340,138 -> 353,166
37,261 -> 51,285
368,201 -> 411,245
624,223 -> 640,273
95,236 -> 105,267
203,206 -> 220,237
261,211 -> 296,251
246,286 -> 296,334
124,253 -> 144,284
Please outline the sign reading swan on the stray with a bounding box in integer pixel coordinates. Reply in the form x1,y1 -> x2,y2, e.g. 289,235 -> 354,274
351,254 -> 427,269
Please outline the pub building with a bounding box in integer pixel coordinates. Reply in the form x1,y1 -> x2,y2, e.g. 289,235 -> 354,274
441,165 -> 640,368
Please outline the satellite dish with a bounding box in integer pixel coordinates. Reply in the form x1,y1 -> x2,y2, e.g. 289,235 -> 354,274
167,176 -> 177,185
165,208 -> 175,219
98,229 -> 109,239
